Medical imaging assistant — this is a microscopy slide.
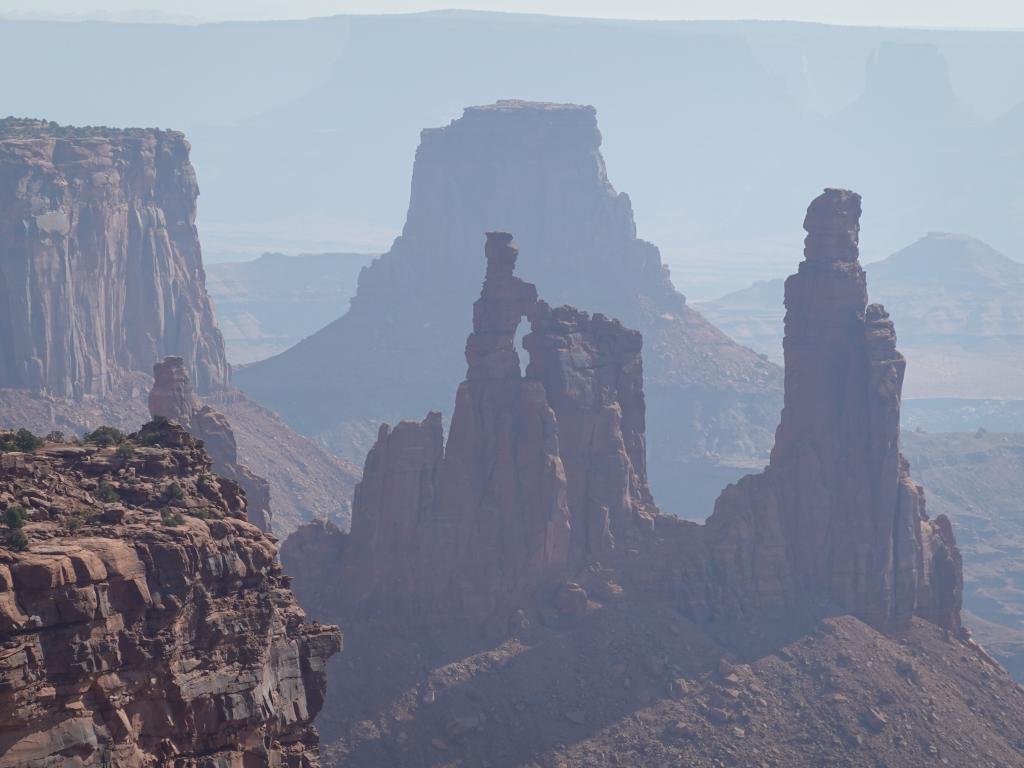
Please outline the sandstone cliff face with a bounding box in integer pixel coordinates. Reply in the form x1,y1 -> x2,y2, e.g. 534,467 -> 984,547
149,356 -> 272,532
0,119 -> 228,399
704,189 -> 962,631
0,421 -> 340,766
237,101 -> 782,519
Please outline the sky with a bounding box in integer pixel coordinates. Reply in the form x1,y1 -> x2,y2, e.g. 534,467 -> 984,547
2,0 -> 1024,29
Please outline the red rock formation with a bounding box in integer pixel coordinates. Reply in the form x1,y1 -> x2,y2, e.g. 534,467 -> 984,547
706,188 -> 962,630
237,101 -> 781,520
282,198 -> 970,768
286,194 -> 962,639
0,119 -> 228,398
285,233 -> 656,631
148,356 -> 272,532
0,421 -> 340,766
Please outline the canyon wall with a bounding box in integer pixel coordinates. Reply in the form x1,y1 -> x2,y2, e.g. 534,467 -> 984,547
0,420 -> 340,766
0,119 -> 228,398
237,101 -> 782,518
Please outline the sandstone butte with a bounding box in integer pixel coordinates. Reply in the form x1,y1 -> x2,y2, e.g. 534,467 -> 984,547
0,418 -> 341,766
236,101 -> 783,519
0,118 -> 360,537
280,192 -> 1024,767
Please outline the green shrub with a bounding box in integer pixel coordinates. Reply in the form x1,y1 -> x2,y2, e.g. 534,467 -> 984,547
4,505 -> 26,530
45,431 -> 65,443
137,416 -> 171,446
0,428 -> 43,453
3,504 -> 28,551
161,508 -> 185,527
116,443 -> 135,459
83,426 -> 126,447
96,482 -> 120,503
164,482 -> 184,502
187,508 -> 210,520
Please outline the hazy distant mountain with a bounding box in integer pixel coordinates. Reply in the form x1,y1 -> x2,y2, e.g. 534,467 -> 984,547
4,13 -> 1024,288
206,251 -> 374,364
699,233 -> 1024,399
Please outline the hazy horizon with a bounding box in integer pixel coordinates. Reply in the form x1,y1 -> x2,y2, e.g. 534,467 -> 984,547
3,0 -> 1024,29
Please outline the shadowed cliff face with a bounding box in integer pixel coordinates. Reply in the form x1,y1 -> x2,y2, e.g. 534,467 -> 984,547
0,119 -> 228,398
0,421 -> 340,767
236,101 -> 782,520
149,356 -> 272,532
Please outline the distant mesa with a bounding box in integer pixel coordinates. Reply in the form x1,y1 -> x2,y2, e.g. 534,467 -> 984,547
236,99 -> 783,519
0,118 -> 228,398
0,117 -> 361,537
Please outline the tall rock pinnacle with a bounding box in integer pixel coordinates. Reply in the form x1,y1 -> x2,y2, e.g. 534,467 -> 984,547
709,188 -> 962,629
284,232 -> 656,630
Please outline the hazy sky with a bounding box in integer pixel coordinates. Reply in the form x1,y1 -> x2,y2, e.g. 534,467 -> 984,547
3,0 -> 1024,28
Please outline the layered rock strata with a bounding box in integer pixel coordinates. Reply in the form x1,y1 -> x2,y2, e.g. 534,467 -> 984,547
0,119 -> 228,398
149,356 -> 272,532
0,420 -> 340,766
237,101 -> 781,518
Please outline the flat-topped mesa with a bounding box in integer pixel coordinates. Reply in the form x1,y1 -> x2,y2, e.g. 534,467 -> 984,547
235,100 -> 782,520
284,232 -> 658,631
0,119 -> 228,398
149,356 -> 272,532
709,188 -> 962,631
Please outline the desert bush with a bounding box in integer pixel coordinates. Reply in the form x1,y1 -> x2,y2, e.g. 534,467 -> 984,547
3,504 -> 28,550
0,428 -> 44,453
83,426 -> 126,447
96,482 -> 120,503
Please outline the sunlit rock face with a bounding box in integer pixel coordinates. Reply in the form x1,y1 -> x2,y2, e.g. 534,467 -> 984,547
0,422 -> 339,766
0,118 -> 228,399
236,101 -> 782,519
